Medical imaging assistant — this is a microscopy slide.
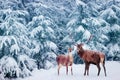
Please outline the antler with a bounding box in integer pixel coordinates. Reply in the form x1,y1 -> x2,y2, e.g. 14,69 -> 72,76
86,34 -> 93,44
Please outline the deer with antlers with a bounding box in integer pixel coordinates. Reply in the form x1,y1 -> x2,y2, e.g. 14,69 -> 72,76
76,35 -> 107,76
56,48 -> 73,75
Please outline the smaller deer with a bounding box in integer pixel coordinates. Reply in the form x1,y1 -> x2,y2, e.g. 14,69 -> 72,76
56,48 -> 73,75
76,43 -> 107,76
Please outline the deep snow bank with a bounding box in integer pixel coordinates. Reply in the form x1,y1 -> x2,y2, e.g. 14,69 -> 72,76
20,61 -> 120,80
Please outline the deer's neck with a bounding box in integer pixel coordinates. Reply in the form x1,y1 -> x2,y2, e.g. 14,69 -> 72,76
68,52 -> 72,57
68,52 -> 73,63
78,48 -> 84,58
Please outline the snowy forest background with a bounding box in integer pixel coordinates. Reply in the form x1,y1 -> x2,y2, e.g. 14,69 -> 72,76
0,0 -> 120,78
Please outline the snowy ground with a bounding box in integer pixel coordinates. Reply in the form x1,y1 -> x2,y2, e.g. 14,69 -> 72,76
18,61 -> 120,80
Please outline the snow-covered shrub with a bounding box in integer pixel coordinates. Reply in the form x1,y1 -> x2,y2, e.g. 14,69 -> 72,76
0,55 -> 37,78
35,52 -> 57,69
18,55 -> 37,78
44,52 -> 57,69
0,56 -> 20,78
0,66 -> 5,80
44,60 -> 55,69
107,44 -> 120,61
0,73 -> 5,80
19,67 -> 31,78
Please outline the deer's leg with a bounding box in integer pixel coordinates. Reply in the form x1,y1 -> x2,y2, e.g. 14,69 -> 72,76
66,65 -> 68,75
87,63 -> 90,76
102,61 -> 107,76
58,64 -> 62,75
84,62 -> 87,76
96,64 -> 101,76
70,66 -> 73,75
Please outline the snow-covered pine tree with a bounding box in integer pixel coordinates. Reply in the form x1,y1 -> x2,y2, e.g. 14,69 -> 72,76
0,9 -> 37,78
27,15 -> 58,69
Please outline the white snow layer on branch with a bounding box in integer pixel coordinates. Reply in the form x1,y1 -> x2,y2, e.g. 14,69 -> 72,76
82,30 -> 91,40
46,41 -> 58,51
0,36 -> 17,49
100,8 -> 117,20
10,44 -> 20,55
82,18 -> 101,27
67,19 -> 77,27
31,26 -> 43,37
18,55 -> 37,77
75,26 -> 85,33
62,35 -> 73,42
76,0 -> 86,6
0,56 -> 20,77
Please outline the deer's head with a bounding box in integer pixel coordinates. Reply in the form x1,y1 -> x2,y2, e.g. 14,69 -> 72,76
68,48 -> 72,52
76,43 -> 84,52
